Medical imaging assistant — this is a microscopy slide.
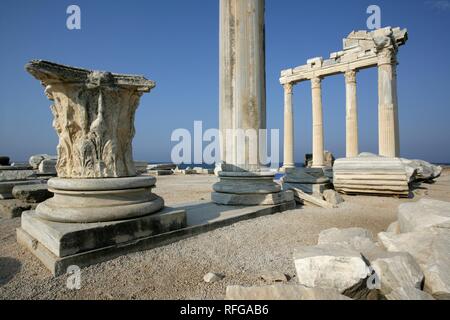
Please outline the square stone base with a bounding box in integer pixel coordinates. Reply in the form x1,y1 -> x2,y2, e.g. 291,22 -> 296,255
17,200 -> 297,276
17,208 -> 186,276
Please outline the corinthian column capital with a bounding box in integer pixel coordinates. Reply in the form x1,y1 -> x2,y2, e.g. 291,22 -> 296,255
283,82 -> 293,94
345,70 -> 357,83
311,77 -> 322,89
378,47 -> 397,66
26,60 -> 155,179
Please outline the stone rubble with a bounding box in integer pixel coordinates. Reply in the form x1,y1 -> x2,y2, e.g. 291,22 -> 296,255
29,154 -> 57,170
38,159 -> 57,175
293,211 -> 448,300
12,183 -> 53,204
226,284 -> 351,300
203,272 -> 224,283
0,199 -> 37,218
259,271 -> 288,283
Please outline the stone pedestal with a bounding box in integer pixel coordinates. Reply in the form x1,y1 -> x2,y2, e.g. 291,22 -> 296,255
17,60 -> 186,274
215,0 -> 292,206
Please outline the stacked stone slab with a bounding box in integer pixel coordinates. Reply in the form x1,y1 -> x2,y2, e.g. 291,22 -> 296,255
17,60 -> 187,275
0,164 -> 41,200
333,154 -> 411,196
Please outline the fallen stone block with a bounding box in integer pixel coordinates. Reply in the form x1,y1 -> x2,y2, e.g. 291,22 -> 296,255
0,169 -> 35,181
401,159 -> 442,182
386,286 -> 435,300
323,190 -> 344,206
286,184 -> 335,209
147,163 -> 177,171
38,159 -> 57,175
294,244 -> 372,297
147,170 -> 174,176
378,229 -> 450,299
318,228 -> 375,252
226,284 -> 351,300
398,198 -> 450,233
259,271 -> 288,283
386,221 -> 400,234
12,183 -> 53,203
0,199 -> 36,218
0,180 -> 43,200
203,272 -> 224,283
29,154 -> 57,169
368,251 -> 424,297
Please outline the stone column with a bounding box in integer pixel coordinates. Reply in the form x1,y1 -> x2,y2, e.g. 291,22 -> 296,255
345,70 -> 359,158
25,60 -> 165,223
213,0 -> 293,206
378,48 -> 400,158
311,77 -> 325,167
283,82 -> 295,169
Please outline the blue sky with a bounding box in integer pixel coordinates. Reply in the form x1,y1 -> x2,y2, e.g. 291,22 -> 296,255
0,0 -> 449,163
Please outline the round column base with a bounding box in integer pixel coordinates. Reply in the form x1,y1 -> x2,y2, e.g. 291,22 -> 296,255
36,177 -> 164,223
211,171 -> 293,206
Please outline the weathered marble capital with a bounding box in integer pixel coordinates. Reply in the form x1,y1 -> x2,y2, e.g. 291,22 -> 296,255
378,47 -> 397,66
344,70 -> 357,83
311,77 -> 322,89
283,83 -> 293,94
26,60 -> 156,179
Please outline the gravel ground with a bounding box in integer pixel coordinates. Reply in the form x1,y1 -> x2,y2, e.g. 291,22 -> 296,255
1,172 -> 449,300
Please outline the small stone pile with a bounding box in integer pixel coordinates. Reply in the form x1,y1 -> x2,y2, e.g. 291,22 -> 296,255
225,198 -> 450,300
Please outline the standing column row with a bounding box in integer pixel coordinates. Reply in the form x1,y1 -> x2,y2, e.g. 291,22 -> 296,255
281,51 -> 401,169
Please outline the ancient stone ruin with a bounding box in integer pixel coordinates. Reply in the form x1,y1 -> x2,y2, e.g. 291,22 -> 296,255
17,60 -> 187,275
280,27 -> 408,167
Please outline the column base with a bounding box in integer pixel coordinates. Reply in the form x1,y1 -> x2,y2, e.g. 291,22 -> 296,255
36,176 -> 165,223
17,207 -> 187,276
282,167 -> 332,195
212,171 -> 293,206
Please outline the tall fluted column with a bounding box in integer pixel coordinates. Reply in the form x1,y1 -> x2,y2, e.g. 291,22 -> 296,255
378,48 -> 400,158
311,77 -> 324,167
213,0 -> 292,206
219,0 -> 266,172
283,83 -> 295,169
345,70 -> 359,158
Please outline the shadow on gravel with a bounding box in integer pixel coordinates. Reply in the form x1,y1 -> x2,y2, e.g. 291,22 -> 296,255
0,257 -> 22,286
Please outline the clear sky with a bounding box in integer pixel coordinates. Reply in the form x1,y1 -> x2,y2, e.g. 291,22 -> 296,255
0,0 -> 449,164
